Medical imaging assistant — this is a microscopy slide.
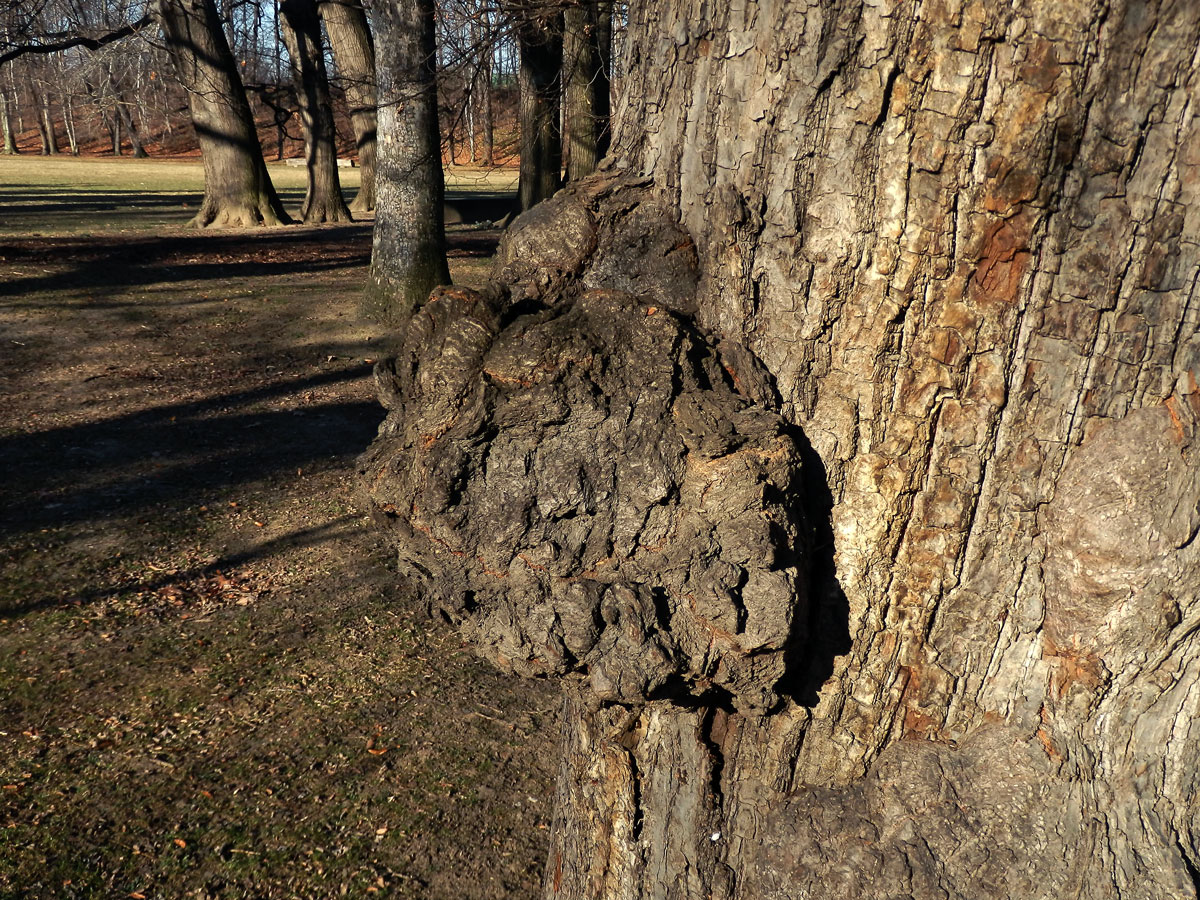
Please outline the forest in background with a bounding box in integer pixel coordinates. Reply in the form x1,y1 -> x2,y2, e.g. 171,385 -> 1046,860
0,0 -> 623,168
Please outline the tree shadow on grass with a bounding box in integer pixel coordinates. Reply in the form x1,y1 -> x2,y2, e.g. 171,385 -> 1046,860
0,364 -> 385,614
0,225 -> 375,298
0,224 -> 501,301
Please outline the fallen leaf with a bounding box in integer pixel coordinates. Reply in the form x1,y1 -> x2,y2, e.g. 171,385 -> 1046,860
366,726 -> 389,755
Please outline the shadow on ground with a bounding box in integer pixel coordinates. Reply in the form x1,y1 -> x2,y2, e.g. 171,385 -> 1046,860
0,184 -> 555,899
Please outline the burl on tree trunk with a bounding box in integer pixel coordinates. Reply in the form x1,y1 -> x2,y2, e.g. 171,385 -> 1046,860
361,0 -> 1200,897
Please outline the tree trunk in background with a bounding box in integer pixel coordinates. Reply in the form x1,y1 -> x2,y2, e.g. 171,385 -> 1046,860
116,96 -> 148,158
523,1 -> 1200,897
0,87 -> 17,153
108,111 -> 121,155
38,91 -> 58,155
475,21 -> 493,167
562,0 -> 610,182
157,0 -> 290,226
362,0 -> 450,325
318,0 -> 377,213
61,94 -> 78,155
515,9 -> 562,210
279,0 -> 352,223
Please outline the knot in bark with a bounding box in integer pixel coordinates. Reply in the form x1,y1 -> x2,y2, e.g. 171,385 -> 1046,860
359,283 -> 810,712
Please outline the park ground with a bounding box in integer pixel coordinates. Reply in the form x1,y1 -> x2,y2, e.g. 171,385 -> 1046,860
0,157 -> 558,899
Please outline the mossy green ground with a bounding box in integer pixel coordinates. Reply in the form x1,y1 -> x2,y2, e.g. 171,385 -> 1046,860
0,158 -> 552,899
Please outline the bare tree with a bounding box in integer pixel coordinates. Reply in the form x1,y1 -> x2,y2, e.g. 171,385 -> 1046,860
157,0 -> 290,226
279,0 -> 352,222
317,0 -> 376,212
510,1 -> 562,210
561,0 -> 608,180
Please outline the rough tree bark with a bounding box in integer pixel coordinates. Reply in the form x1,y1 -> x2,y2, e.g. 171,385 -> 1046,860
562,0 -> 610,182
318,0 -> 377,212
361,0 -> 1200,897
513,4 -> 564,210
279,0 -> 353,223
157,0 -> 290,226
362,0 -> 450,325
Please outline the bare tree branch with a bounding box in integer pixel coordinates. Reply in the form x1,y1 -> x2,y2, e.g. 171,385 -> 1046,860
0,12 -> 152,66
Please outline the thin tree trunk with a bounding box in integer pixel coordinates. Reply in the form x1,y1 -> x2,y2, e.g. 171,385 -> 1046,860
157,0 -> 290,226
61,93 -> 78,155
515,10 -> 562,210
477,7 -> 493,167
563,0 -> 610,181
279,0 -> 352,223
7,63 -> 23,139
467,84 -> 476,163
117,99 -> 148,158
363,0 -> 450,325
318,0 -> 376,212
38,87 -> 58,155
105,109 -> 121,155
0,86 -> 17,154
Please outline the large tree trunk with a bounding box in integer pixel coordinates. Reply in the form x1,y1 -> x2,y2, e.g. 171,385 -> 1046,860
317,0 -> 377,213
515,8 -> 563,210
279,0 -> 352,223
362,0 -> 450,325
562,0 -> 610,182
361,0 -> 1200,897
547,0 -> 1200,896
157,0 -> 290,227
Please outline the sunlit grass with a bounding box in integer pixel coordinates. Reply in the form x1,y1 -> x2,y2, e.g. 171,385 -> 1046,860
0,156 -> 518,238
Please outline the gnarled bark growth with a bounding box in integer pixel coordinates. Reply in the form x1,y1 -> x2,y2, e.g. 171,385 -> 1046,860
363,0 -> 1200,897
361,179 -> 809,711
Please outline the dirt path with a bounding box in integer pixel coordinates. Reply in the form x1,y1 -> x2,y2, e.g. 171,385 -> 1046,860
0,222 -> 557,899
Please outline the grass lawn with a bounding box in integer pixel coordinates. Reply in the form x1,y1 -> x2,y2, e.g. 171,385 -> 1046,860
0,157 -> 553,899
0,156 -> 517,236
